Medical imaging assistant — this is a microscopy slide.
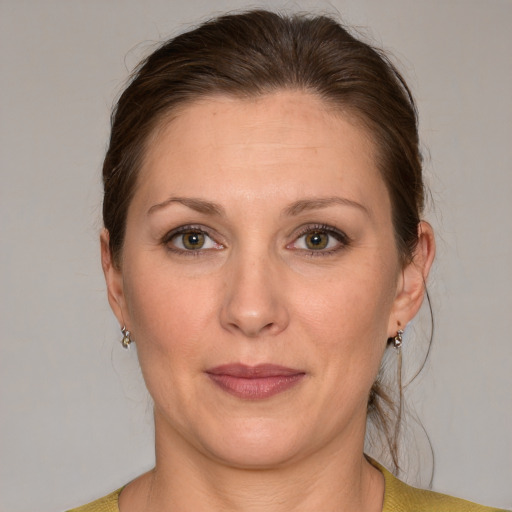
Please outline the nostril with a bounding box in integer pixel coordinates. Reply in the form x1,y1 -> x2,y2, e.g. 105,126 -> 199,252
222,308 -> 287,338
263,322 -> 277,332
228,320 -> 275,338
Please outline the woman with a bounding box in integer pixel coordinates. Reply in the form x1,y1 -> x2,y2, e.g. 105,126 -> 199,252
70,10 -> 505,512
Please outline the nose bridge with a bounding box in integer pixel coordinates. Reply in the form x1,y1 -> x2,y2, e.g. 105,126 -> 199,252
220,242 -> 289,337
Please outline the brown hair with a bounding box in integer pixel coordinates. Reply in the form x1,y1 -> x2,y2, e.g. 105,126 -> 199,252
102,10 -> 425,472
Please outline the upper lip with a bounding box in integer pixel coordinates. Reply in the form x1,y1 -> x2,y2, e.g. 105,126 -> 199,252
205,364 -> 304,378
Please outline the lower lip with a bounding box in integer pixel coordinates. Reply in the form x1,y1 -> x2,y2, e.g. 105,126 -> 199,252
207,374 -> 305,400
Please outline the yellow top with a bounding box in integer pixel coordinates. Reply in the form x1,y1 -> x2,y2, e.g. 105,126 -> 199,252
68,462 -> 508,512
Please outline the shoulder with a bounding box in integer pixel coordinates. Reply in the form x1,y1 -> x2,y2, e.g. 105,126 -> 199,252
66,488 -> 121,512
384,475 -> 507,512
371,459 -> 508,512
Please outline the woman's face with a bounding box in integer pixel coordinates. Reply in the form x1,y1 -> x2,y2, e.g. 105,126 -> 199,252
103,91 -> 420,468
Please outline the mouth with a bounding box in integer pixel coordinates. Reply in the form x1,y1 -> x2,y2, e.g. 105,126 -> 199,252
205,364 -> 306,400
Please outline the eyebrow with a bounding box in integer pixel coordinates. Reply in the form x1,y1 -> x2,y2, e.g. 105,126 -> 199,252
147,195 -> 370,218
147,197 -> 225,216
283,197 -> 371,217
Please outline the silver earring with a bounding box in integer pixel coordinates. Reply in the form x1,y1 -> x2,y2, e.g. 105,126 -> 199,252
121,326 -> 132,349
393,329 -> 404,350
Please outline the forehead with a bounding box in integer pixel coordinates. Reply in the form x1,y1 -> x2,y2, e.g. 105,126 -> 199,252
136,91 -> 388,213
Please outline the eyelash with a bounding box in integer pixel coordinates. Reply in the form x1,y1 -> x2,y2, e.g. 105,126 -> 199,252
162,225 -> 222,257
162,223 -> 350,257
290,224 -> 351,257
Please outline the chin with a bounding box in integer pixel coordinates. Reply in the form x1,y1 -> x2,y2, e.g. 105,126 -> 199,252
196,418 -> 310,469
208,442 -> 302,470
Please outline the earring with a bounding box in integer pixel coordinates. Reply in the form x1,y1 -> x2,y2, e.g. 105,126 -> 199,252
121,326 -> 132,349
393,329 -> 404,350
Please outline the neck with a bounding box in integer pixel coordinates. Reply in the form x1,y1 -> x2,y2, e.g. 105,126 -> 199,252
120,412 -> 384,512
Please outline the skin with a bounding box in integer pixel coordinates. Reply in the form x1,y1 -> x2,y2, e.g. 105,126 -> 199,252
101,91 -> 435,512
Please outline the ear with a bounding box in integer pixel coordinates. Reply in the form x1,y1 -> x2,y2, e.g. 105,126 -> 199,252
388,221 -> 436,337
100,228 -> 127,328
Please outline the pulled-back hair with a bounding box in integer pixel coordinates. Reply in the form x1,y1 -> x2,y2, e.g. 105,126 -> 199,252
102,9 -> 426,473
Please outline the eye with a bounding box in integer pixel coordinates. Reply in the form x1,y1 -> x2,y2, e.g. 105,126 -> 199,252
302,231 -> 330,250
289,225 -> 349,254
165,227 -> 222,252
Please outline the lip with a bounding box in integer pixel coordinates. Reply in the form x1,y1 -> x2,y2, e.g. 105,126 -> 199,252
205,364 -> 306,400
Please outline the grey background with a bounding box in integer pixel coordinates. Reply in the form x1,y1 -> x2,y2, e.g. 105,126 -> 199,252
1,1 -> 511,510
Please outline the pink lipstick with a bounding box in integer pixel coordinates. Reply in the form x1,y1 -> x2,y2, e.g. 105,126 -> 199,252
205,364 -> 305,400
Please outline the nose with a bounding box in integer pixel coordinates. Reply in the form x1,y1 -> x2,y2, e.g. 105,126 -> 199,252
220,252 -> 290,338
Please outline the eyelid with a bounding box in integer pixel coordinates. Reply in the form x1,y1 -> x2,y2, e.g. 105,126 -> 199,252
161,223 -> 349,256
287,223 -> 351,255
162,224 -> 224,253
294,223 -> 349,242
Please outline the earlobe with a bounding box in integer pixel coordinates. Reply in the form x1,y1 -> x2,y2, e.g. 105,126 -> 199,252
388,221 -> 436,336
100,228 -> 127,327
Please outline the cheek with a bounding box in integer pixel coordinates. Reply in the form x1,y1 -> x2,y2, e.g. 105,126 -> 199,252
297,259 -> 397,328
290,255 -> 398,371
120,264 -> 220,416
122,258 -> 219,360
